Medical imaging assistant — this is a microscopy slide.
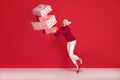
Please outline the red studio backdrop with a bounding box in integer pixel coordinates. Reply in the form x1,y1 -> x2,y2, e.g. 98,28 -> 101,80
0,0 -> 120,68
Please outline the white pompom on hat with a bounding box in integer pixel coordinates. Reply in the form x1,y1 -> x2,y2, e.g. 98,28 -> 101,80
62,19 -> 71,26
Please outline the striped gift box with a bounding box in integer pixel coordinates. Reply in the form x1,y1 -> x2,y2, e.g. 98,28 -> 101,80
31,15 -> 57,30
32,4 -> 52,17
41,15 -> 57,29
31,20 -> 47,30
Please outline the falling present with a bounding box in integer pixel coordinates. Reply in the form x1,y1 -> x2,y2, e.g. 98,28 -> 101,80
45,26 -> 58,34
31,20 -> 47,30
31,15 -> 57,30
32,4 -> 52,17
39,15 -> 57,28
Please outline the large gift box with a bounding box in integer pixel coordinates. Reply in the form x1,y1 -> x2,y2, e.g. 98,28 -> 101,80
32,4 -> 52,17
31,15 -> 57,30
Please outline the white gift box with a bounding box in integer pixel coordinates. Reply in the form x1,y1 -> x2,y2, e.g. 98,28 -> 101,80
31,15 -> 57,30
32,4 -> 52,17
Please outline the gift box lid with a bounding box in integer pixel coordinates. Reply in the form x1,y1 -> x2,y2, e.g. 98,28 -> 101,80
32,4 -> 52,16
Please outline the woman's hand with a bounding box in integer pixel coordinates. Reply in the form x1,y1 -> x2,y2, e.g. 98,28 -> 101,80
50,27 -> 58,34
50,28 -> 57,34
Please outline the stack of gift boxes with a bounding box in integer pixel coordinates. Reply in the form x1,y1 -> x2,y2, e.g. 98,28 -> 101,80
31,4 -> 58,34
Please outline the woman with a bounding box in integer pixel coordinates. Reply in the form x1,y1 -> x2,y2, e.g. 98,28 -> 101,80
51,19 -> 83,73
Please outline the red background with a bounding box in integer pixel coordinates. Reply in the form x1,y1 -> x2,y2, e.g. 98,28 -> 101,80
0,0 -> 120,68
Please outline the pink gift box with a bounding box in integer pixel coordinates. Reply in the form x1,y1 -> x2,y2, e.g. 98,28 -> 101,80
32,4 -> 52,17
40,15 -> 57,28
31,20 -> 47,30
31,15 -> 57,30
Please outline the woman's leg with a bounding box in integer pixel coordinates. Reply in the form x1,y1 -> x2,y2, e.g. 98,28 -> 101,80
68,40 -> 79,63
67,40 -> 80,72
67,40 -> 83,64
71,40 -> 82,64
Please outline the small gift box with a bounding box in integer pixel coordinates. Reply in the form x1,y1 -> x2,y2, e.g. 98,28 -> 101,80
32,4 -> 52,17
41,15 -> 57,29
31,15 -> 57,30
31,20 -> 47,30
36,15 -> 57,28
